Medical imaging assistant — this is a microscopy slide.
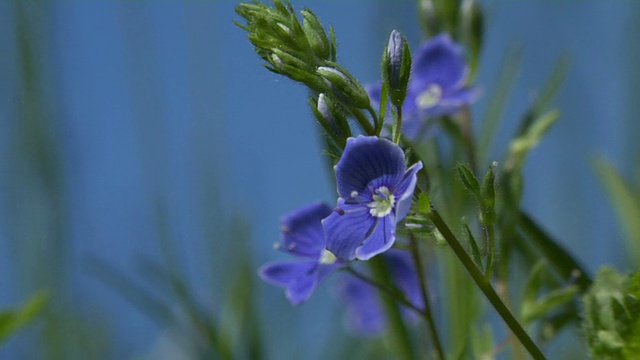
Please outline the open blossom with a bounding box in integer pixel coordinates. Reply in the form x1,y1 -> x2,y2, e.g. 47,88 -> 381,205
338,250 -> 424,336
259,202 -> 342,305
368,33 -> 478,139
323,136 -> 423,261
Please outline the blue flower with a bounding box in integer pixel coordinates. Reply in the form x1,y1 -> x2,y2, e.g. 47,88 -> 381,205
338,250 -> 423,336
368,33 -> 478,139
323,136 -> 423,261
259,202 -> 342,305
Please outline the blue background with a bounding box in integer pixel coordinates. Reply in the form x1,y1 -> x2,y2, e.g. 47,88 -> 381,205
0,1 -> 639,358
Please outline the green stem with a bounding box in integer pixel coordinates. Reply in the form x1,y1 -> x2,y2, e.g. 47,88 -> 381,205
392,104 -> 403,144
350,107 -> 375,135
409,235 -> 445,360
370,256 -> 415,360
427,209 -> 546,360
367,105 -> 381,135
484,224 -> 495,280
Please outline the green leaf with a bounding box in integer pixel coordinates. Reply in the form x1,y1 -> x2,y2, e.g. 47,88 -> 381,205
462,221 -> 482,270
506,110 -> 559,172
521,285 -> 579,325
593,157 -> 640,265
480,163 -> 496,226
456,162 -> 480,198
517,211 -> 592,292
0,292 -> 48,344
418,192 -> 431,215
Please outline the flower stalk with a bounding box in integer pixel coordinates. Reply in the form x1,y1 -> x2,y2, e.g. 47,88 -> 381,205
426,209 -> 546,360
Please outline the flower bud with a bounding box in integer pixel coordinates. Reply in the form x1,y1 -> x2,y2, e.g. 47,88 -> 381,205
317,64 -> 371,109
383,30 -> 412,107
301,9 -> 331,60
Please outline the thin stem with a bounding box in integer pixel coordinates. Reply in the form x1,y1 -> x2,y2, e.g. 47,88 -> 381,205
392,104 -> 403,144
369,256 -> 415,360
367,105 -> 382,135
409,235 -> 445,360
344,266 -> 424,318
484,224 -> 495,280
350,107 -> 376,135
427,209 -> 546,360
459,106 -> 477,174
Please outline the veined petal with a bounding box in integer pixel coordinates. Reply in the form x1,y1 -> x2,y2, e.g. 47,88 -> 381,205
323,200 -> 377,261
335,136 -> 406,202
411,33 -> 467,91
280,202 -> 332,258
355,213 -> 396,260
393,161 -> 424,222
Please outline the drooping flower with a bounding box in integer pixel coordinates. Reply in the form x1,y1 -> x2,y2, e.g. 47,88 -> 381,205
259,202 -> 342,305
323,136 -> 423,261
338,249 -> 424,336
368,33 -> 478,139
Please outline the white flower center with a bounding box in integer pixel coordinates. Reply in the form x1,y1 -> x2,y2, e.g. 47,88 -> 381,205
368,186 -> 395,218
319,249 -> 337,265
416,83 -> 442,109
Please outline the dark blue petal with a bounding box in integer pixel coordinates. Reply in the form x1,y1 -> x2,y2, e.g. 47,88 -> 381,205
411,33 -> 467,91
335,136 -> 406,201
323,199 -> 377,261
355,213 -> 396,260
280,202 -> 332,258
393,162 -> 424,222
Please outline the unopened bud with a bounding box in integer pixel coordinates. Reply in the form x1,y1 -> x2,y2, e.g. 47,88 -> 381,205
301,9 -> 330,60
317,64 -> 370,109
383,30 -> 412,107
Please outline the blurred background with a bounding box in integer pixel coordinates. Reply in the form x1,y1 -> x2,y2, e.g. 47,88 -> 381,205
1,1 -> 639,359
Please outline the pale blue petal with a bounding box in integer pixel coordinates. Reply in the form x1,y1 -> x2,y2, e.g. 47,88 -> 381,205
259,260 -> 316,287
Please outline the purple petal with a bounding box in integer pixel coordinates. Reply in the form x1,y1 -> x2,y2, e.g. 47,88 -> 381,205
411,33 -> 467,91
323,200 -> 377,261
335,136 -> 406,202
259,260 -> 338,305
338,275 -> 386,336
355,214 -> 396,260
385,250 -> 424,312
259,260 -> 316,287
280,202 -> 332,258
393,162 -> 424,222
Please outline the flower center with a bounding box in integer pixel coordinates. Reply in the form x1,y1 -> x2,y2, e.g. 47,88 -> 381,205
416,83 -> 442,109
368,186 -> 395,218
319,249 -> 337,264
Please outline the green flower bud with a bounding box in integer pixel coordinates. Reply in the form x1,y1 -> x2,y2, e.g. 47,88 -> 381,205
301,9 -> 330,60
317,64 -> 370,109
382,30 -> 412,107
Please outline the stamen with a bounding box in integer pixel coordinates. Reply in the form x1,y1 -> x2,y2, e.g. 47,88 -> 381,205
350,190 -> 358,198
334,207 -> 345,216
